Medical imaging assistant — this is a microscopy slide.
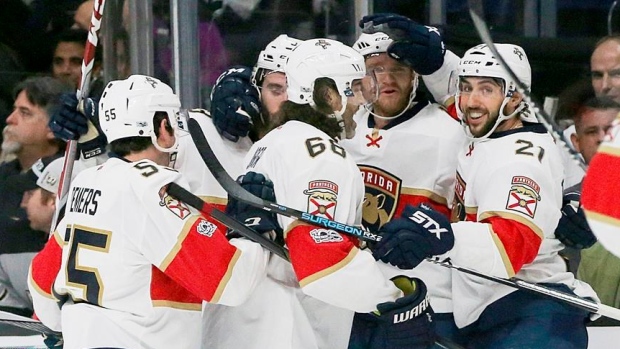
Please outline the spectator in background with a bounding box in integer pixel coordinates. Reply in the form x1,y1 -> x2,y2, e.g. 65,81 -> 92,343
555,78 -> 595,189
0,126 -> 18,165
0,76 -> 68,317
52,28 -> 87,89
72,0 -> 94,30
51,28 -> 104,98
591,35 -> 620,104
18,156 -> 84,237
557,97 -> 620,274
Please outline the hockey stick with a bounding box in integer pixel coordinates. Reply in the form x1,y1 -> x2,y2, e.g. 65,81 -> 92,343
0,310 -> 60,336
166,182 -> 290,261
51,0 -> 106,235
188,115 -> 620,322
167,186 -> 464,349
466,0 -> 587,172
429,258 -> 620,321
186,117 -> 381,242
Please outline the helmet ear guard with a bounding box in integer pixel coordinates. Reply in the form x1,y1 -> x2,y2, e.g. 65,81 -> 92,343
99,74 -> 181,153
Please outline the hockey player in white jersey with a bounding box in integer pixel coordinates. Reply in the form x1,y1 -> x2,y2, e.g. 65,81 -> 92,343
203,38 -> 437,349
209,34 -> 301,142
339,13 -> 466,346
372,43 -> 598,348
28,75 -> 269,349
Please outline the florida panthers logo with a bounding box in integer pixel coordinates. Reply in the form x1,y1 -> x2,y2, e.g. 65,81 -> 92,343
505,176 -> 541,218
359,165 -> 401,231
315,39 -> 331,50
304,180 -> 339,220
159,186 -> 191,219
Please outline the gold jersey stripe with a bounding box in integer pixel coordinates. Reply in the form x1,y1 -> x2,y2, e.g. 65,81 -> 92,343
299,248 -> 359,288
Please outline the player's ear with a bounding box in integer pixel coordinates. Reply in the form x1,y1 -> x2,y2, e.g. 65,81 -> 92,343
571,132 -> 581,153
155,118 -> 174,147
509,91 -> 523,108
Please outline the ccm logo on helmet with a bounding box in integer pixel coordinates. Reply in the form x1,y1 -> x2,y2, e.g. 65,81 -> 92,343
462,60 -> 481,65
409,211 -> 448,238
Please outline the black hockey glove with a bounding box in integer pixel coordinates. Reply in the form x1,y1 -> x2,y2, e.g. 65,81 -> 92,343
210,66 -> 262,142
49,93 -> 107,159
372,204 -> 454,269
351,276 -> 435,349
360,13 -> 445,75
555,190 -> 597,249
225,171 -> 283,243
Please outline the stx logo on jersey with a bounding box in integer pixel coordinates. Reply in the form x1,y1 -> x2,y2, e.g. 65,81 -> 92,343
359,165 -> 401,231
304,180 -> 339,220
505,176 -> 541,218
196,219 -> 217,237
309,229 -> 343,244
159,187 -> 191,219
393,295 -> 430,324
408,210 -> 449,239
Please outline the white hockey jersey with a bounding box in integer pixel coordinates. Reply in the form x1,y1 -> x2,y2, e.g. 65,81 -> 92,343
175,109 -> 252,208
448,124 -> 597,327
582,118 -> 620,258
203,120 -> 402,349
339,101 -> 466,313
29,157 -> 268,349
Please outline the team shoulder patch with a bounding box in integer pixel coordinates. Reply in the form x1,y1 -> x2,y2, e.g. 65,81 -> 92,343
303,180 -> 339,220
196,218 -> 217,237
309,228 -> 344,243
159,186 -> 191,219
505,176 -> 541,218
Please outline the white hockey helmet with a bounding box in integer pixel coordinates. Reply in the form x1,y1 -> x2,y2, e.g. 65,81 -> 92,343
99,74 -> 181,152
251,34 -> 302,87
285,38 -> 374,110
353,32 -> 419,120
456,43 -> 534,138
353,32 -> 393,57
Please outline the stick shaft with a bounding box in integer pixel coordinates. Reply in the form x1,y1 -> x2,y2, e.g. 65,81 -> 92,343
51,0 -> 106,235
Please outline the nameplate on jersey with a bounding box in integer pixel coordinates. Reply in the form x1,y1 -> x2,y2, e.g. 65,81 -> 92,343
303,180 -> 339,220
159,186 -> 191,219
358,165 -> 401,231
505,176 -> 541,218
70,186 -> 101,215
